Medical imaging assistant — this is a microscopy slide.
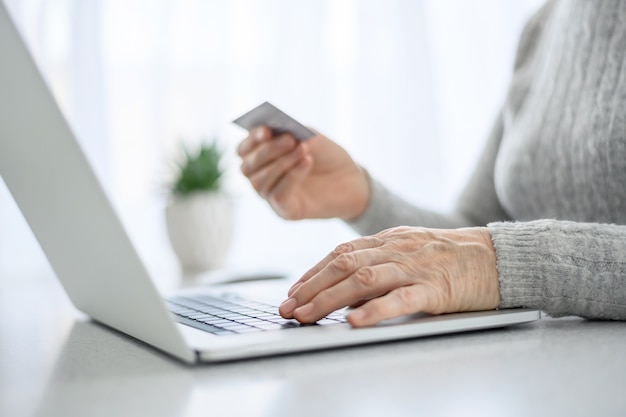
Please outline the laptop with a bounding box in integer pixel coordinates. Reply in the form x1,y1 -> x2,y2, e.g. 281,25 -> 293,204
0,2 -> 540,364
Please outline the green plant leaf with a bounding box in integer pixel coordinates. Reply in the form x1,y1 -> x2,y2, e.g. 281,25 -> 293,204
172,140 -> 225,196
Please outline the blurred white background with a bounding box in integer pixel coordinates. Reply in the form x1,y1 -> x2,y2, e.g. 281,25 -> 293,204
0,0 -> 544,282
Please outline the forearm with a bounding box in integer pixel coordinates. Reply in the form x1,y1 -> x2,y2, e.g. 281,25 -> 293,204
489,220 -> 626,320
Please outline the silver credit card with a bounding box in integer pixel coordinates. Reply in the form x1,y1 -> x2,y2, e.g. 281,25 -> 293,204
232,101 -> 315,141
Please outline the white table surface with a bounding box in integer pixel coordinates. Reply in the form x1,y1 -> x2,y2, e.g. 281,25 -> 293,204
2,270 -> 626,417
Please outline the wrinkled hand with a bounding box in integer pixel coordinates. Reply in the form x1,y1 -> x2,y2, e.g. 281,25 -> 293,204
237,126 -> 369,221
279,226 -> 501,327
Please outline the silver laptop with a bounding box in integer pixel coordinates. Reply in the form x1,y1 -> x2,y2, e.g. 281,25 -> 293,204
0,2 -> 540,364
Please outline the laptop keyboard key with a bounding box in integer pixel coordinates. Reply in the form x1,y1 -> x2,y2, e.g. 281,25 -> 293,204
168,293 -> 345,336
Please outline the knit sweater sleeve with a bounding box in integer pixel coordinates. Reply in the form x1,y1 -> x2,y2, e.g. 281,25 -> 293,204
489,220 -> 626,319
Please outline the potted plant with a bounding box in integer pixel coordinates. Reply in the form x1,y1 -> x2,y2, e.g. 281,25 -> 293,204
165,140 -> 234,276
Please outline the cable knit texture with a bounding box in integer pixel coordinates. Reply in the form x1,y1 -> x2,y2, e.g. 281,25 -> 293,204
348,0 -> 626,319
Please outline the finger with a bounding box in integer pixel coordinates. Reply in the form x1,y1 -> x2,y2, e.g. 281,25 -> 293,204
287,236 -> 385,296
237,126 -> 272,157
247,145 -> 306,198
347,285 -> 431,327
281,244 -> 389,319
240,133 -> 297,177
349,300 -> 367,308
292,262 -> 405,323
266,155 -> 313,220
292,250 -> 398,307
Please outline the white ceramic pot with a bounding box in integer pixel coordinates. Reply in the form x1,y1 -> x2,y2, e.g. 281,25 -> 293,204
165,192 -> 234,275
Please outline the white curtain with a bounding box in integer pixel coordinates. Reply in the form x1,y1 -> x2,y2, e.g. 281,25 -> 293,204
0,0 -> 544,279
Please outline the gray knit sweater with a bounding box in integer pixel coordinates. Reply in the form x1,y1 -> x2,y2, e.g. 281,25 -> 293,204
348,0 -> 626,320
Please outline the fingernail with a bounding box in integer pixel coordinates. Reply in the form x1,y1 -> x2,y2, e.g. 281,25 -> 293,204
348,309 -> 366,323
253,128 -> 265,141
294,303 -> 314,318
279,298 -> 297,316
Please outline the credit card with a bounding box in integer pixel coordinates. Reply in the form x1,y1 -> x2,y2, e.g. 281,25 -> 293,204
232,101 -> 316,141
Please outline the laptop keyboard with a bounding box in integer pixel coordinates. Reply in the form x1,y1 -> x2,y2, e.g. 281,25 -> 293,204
167,293 -> 347,336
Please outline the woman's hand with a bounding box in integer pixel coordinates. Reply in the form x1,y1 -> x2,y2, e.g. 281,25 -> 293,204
279,226 -> 501,327
237,126 -> 369,221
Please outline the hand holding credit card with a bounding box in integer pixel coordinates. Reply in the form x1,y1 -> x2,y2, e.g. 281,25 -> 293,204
233,100 -> 370,222
232,101 -> 316,141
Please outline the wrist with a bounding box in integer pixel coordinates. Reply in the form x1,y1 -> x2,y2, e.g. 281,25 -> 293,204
340,166 -> 371,221
477,227 -> 501,309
